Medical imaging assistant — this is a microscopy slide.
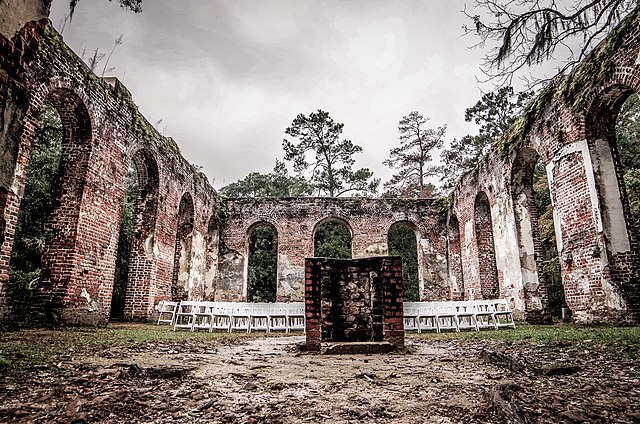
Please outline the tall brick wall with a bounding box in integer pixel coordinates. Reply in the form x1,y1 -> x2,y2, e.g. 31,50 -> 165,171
0,21 -> 220,324
450,9 -> 640,324
219,197 -> 448,303
2,3 -> 640,325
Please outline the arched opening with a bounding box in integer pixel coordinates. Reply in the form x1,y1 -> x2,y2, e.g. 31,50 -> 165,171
121,149 -> 159,318
388,221 -> 419,301
247,223 -> 278,302
313,218 -> 352,258
511,147 -> 554,322
110,165 -> 138,320
8,103 -> 62,320
204,215 -> 219,300
586,87 -> 640,317
474,191 -> 499,299
447,214 -> 464,300
172,193 -> 194,300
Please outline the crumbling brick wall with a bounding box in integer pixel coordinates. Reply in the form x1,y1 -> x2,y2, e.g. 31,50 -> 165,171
304,256 -> 404,352
0,20 -> 220,324
219,197 -> 448,303
449,10 -> 640,324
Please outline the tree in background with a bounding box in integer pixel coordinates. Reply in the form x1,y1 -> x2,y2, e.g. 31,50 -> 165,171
220,160 -> 313,198
388,223 -> 419,301
8,104 -> 62,320
383,111 -> 445,198
247,225 -> 278,303
283,109 -> 379,197
440,87 -> 532,188
616,94 -> 640,245
314,221 -> 351,259
465,0 -> 637,86
110,167 -> 138,319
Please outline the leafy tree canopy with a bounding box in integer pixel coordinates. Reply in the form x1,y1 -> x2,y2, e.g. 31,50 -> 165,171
440,87 -> 532,189
220,160 -> 313,198
283,109 -> 379,197
383,111 -> 445,198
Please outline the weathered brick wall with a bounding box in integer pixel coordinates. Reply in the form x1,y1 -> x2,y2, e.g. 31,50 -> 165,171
219,197 -> 448,302
450,9 -> 640,324
0,21 -> 220,323
304,256 -> 404,352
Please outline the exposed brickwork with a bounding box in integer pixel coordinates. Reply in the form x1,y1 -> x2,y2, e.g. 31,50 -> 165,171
450,9 -> 640,324
0,21 -> 220,324
2,3 -> 640,325
304,256 -> 404,352
220,198 -> 448,303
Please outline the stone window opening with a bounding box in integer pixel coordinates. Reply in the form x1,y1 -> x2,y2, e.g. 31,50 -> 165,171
246,222 -> 278,302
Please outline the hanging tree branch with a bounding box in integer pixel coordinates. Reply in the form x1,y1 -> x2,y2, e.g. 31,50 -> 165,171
463,0 -> 637,87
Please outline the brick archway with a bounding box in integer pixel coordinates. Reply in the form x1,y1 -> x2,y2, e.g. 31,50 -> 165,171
474,191 -> 499,299
122,148 -> 160,319
172,192 -> 194,300
511,146 -> 551,323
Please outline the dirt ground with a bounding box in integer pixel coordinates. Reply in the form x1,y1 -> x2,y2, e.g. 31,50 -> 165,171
0,325 -> 639,423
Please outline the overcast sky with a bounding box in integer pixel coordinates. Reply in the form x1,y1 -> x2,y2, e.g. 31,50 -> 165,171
49,0 -> 499,191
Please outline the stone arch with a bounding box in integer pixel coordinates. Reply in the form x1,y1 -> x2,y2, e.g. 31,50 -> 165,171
121,148 -> 160,318
387,220 -> 419,301
171,192 -> 194,300
474,191 -> 499,299
447,213 -> 464,300
246,221 -> 278,302
585,82 -> 640,317
31,88 -> 94,309
313,216 -> 353,258
511,146 -> 551,322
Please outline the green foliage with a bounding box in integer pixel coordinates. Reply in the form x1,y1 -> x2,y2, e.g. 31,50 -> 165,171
616,94 -> 640,244
383,111 -> 445,197
533,163 -> 564,318
314,221 -> 351,259
9,104 -> 62,321
388,223 -> 419,301
220,160 -> 313,198
441,87 -> 532,188
247,225 -> 278,302
416,324 -> 640,357
283,109 -> 379,197
110,167 -> 139,319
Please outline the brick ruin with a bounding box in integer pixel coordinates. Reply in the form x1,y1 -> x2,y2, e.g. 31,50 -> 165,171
304,257 -> 405,353
1,2 -> 640,325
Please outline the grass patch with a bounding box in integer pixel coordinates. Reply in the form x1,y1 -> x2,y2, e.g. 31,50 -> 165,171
0,323 -> 282,372
410,324 -> 640,357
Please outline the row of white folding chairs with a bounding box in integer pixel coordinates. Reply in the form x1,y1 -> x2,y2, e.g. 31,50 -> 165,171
403,299 -> 516,333
157,301 -> 305,333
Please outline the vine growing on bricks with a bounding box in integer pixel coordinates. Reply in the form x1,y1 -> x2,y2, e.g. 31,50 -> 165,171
8,104 -> 62,321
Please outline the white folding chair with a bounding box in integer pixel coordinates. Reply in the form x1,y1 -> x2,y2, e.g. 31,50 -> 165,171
211,302 -> 232,332
287,302 -> 305,332
268,303 -> 289,332
403,302 -> 420,333
230,303 -> 251,333
250,303 -> 271,333
192,301 -> 216,331
157,301 -> 178,326
471,300 -> 497,330
173,301 -> 200,331
492,299 -> 516,329
435,301 -> 458,332
417,303 -> 438,332
454,301 -> 478,331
